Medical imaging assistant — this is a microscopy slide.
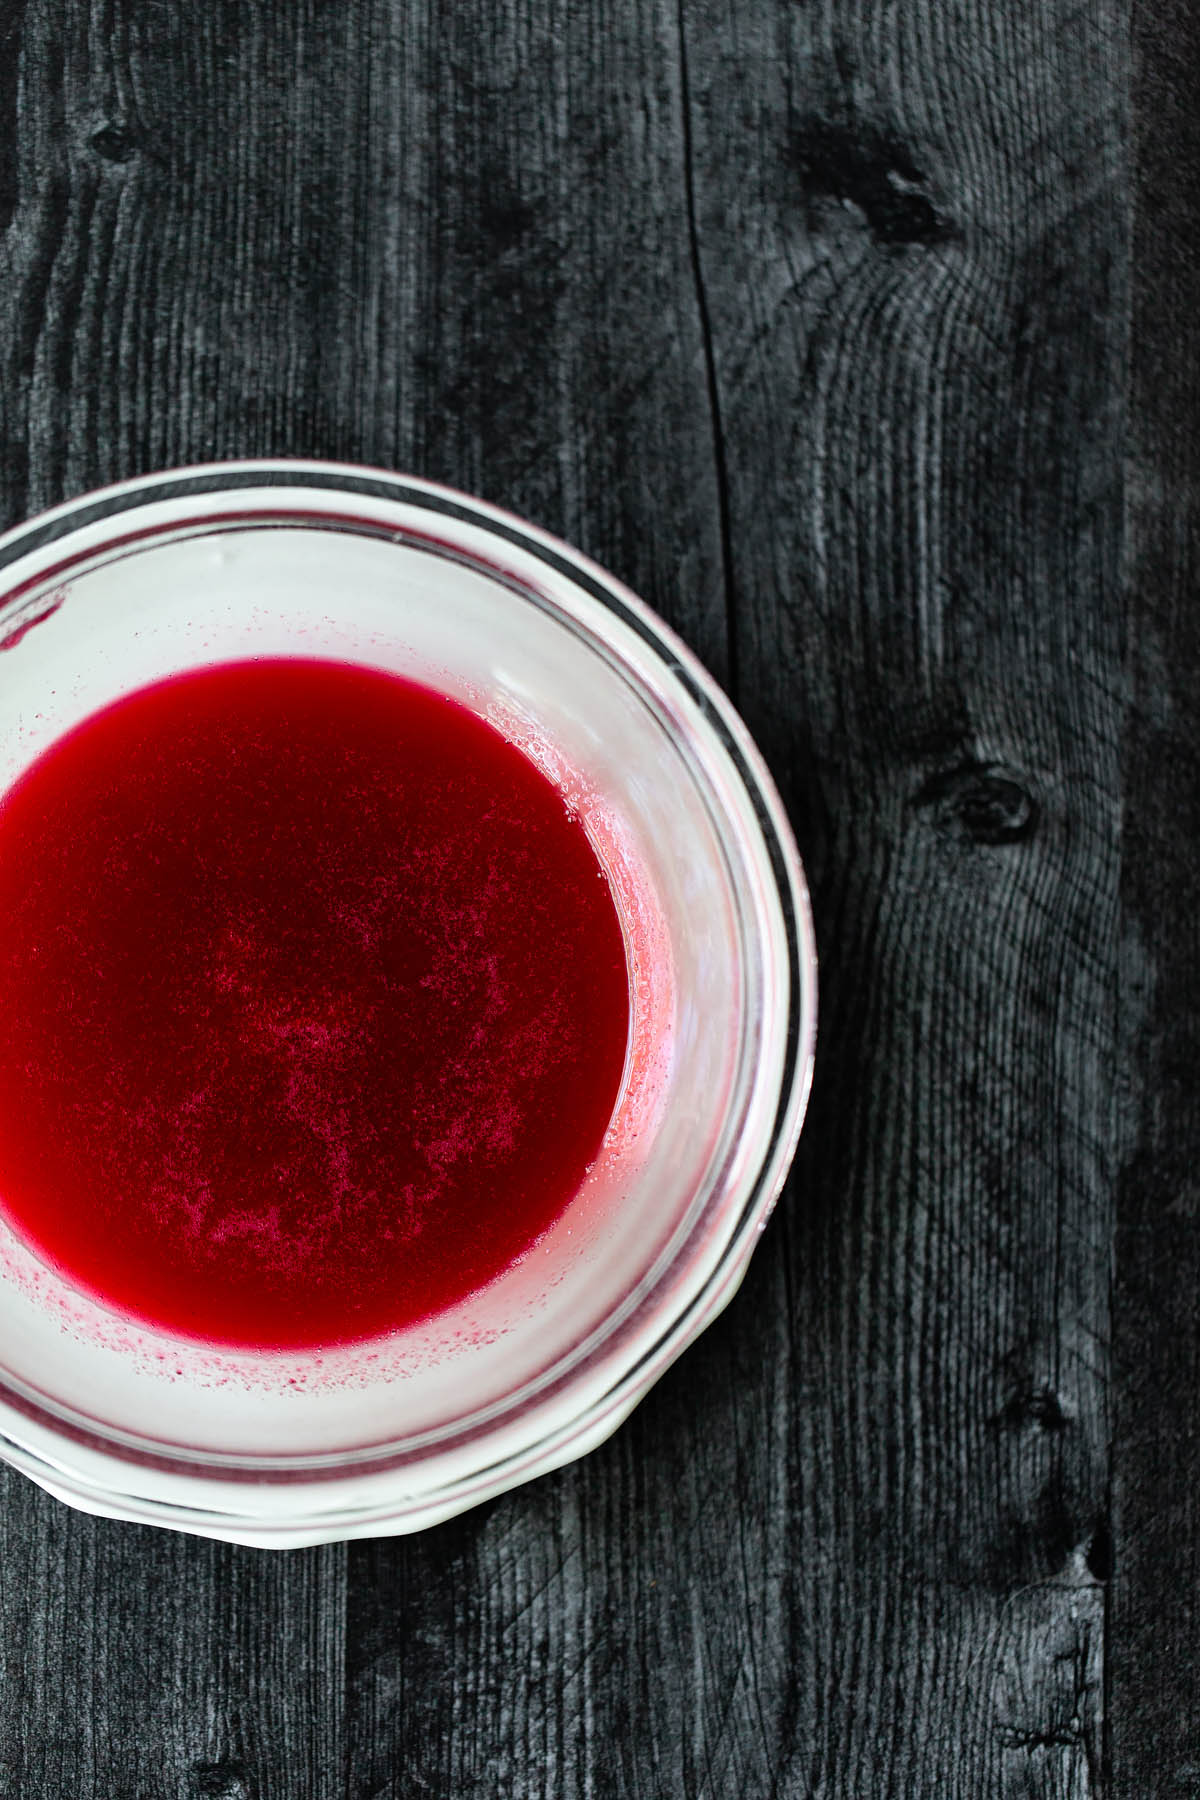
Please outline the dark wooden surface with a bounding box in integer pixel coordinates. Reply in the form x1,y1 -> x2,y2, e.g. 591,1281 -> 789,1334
0,1 -> 1190,1794
1112,0 -> 1200,1791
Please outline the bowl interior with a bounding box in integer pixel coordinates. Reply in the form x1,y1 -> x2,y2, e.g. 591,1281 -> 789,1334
0,491 -> 792,1478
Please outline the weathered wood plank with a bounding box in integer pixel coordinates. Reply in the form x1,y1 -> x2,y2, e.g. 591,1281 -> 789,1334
319,0 -> 732,679
0,8 -> 356,1798
1112,0 -> 1200,1790
679,0 -> 1124,1789
335,2 -> 754,1794
0,1471 -> 346,1800
0,3 -> 737,1797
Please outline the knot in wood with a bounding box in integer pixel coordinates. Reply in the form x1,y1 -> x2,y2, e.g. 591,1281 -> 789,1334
998,1387 -> 1069,1433
917,764 -> 1038,844
480,194 -> 537,246
192,1762 -> 254,1800
89,121 -> 139,164
790,121 -> 954,246
1085,1517 -> 1113,1582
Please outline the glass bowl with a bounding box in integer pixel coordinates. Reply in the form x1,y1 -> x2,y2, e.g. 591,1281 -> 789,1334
0,462 -> 816,1545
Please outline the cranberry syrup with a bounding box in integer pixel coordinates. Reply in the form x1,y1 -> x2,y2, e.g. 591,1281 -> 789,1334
0,659 -> 630,1350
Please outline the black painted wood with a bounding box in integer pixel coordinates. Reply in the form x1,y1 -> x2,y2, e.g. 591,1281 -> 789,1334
677,3 -> 1121,1794
0,1477 -> 345,1800
0,0 -> 1172,1793
1112,0 -> 1200,1793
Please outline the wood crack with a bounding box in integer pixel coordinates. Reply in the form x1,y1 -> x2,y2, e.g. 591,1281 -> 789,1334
675,0 -> 738,696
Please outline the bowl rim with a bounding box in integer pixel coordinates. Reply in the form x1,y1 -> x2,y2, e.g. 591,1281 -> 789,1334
0,460 -> 818,1540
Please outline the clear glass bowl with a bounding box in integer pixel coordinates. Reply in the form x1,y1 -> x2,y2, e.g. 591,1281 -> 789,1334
0,462 -> 816,1545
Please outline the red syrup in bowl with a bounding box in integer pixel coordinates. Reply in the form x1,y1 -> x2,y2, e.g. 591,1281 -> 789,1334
0,659 -> 630,1350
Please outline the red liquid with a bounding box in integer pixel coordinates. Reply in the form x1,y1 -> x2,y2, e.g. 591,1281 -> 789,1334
0,659 -> 630,1350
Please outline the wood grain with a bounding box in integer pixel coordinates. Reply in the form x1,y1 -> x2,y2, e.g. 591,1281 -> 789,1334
678,0 -> 1123,1789
0,0 -> 1140,1794
1112,0 -> 1200,1792
0,8 -> 366,1799
336,4 -> 746,1795
0,1473 -> 346,1799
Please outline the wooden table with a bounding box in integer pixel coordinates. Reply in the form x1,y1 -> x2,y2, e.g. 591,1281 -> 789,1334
0,1 -> 1193,1793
